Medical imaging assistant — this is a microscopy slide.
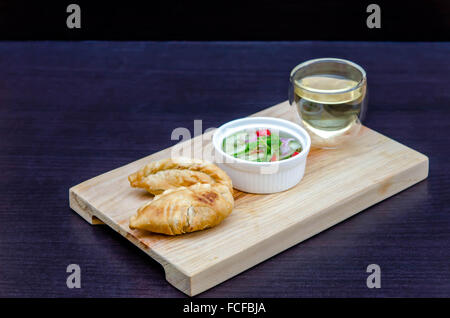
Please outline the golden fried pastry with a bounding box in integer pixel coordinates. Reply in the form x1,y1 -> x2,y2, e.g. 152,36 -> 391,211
129,183 -> 234,235
128,157 -> 233,195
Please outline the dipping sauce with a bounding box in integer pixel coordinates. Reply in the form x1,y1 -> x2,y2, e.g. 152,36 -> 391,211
222,128 -> 302,162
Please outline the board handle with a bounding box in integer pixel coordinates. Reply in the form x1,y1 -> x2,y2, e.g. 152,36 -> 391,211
69,189 -> 104,225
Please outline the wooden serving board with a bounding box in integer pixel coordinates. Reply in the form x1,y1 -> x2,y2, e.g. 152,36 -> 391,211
69,101 -> 429,296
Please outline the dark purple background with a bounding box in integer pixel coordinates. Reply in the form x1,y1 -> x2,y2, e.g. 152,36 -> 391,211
0,41 -> 449,297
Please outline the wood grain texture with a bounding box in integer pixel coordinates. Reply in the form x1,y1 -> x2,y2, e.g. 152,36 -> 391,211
1,41 -> 448,298
70,101 -> 428,296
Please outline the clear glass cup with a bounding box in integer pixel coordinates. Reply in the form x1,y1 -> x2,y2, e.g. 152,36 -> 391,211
289,58 -> 368,149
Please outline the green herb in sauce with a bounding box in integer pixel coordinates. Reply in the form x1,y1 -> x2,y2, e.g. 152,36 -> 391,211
222,128 -> 302,162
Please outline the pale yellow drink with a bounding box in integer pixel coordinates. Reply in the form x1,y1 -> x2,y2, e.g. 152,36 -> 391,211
293,74 -> 366,148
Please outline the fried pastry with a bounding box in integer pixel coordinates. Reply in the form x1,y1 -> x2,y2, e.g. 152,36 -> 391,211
128,157 -> 233,195
129,183 -> 234,235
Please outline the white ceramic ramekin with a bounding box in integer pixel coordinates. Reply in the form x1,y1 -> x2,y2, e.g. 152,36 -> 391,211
212,117 -> 311,194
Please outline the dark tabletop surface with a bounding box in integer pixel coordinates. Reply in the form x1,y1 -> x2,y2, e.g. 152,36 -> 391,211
0,41 -> 449,298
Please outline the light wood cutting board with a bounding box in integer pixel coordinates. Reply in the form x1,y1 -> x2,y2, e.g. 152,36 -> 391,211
69,101 -> 429,296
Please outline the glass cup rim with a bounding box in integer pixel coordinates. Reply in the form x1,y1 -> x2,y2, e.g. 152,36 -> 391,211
289,58 -> 367,95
